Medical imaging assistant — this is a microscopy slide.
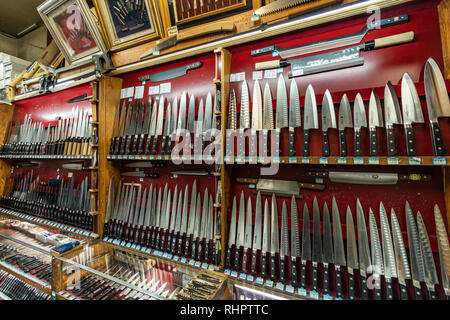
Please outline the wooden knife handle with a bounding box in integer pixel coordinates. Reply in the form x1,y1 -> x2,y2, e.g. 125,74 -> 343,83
251,249 -> 258,275
255,60 -> 281,71
322,131 -> 330,157
297,182 -> 326,191
177,21 -> 235,41
430,122 -> 447,156
369,128 -> 378,156
339,129 -> 347,156
373,31 -> 414,49
291,257 -> 298,288
236,177 -> 258,184
288,127 -> 296,156
386,127 -> 397,156
354,130 -> 363,156
348,270 -> 356,300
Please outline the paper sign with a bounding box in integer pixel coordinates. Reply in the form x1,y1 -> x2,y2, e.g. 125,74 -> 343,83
264,69 -> 277,79
134,86 -> 144,99
149,86 -> 160,95
230,72 -> 246,82
160,82 -> 171,93
253,71 -> 263,80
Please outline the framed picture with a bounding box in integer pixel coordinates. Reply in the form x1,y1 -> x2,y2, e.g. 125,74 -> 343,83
38,0 -> 107,65
93,0 -> 164,51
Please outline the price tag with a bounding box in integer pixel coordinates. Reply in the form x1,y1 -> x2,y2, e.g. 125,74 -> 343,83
201,262 -> 209,269
297,287 -> 307,296
408,157 -> 422,165
134,86 -> 144,99
188,259 -> 196,266
208,264 -> 215,271
368,157 -> 380,165
387,157 -> 399,165
272,156 -> 280,163
309,290 -> 319,299
130,244 -> 137,250
126,87 -> 134,98
291,68 -> 304,77
224,156 -> 232,163
230,72 -> 246,82
433,157 -> 447,165
230,270 -> 239,278
167,25 -> 178,36
323,294 -> 334,300
272,51 -> 279,57
275,282 -> 285,291
148,86 -> 160,95
353,157 -> 364,164
264,69 -> 277,79
319,157 -> 328,164
160,82 -> 171,94
257,156 -> 265,164
173,255 -> 180,262
253,71 -> 263,80
239,273 -> 247,281
246,274 -> 255,282
288,157 -> 297,164
264,280 -> 274,288
166,253 -> 173,260
120,88 -> 126,99
301,157 -> 311,164
285,285 -> 295,294
224,269 -> 231,276
336,157 -> 347,164
194,261 -> 202,268
235,156 -> 244,163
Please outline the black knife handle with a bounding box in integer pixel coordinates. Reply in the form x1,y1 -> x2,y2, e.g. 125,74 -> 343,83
177,233 -> 184,256
399,283 -> 409,300
166,232 -> 173,253
280,256 -> 286,284
413,283 -> 422,300
109,138 -> 115,154
171,232 -> 178,254
131,135 -> 138,154
300,261 -> 307,289
354,130 -> 363,156
311,262 -> 318,292
191,237 -> 197,259
202,239 -> 208,262
385,278 -> 394,300
430,122 -> 447,156
339,130 -> 347,157
160,229 -> 167,251
134,226 -> 141,244
113,137 -> 120,154
146,227 -> 152,248
374,280 -> 382,300
428,288 -> 438,300
119,136 -> 126,154
335,267 -> 343,299
288,127 -> 296,156
323,263 -> 330,296
303,129 -> 310,156
251,249 -> 258,275
103,221 -> 109,239
360,274 -> 369,300
261,252 -> 267,279
369,128 -> 378,156
386,128 -> 397,156
322,131 -> 330,156
144,136 -> 152,154
226,246 -> 233,269
137,134 -> 145,154
405,126 -> 416,156
234,246 -> 241,271
151,136 -> 158,155
348,270 -> 356,300
125,136 -> 132,154
270,254 -> 277,282
242,248 -> 249,274
291,257 -> 298,288
161,136 -> 167,155
151,226 -> 157,248
157,228 -> 163,250
184,234 -> 191,257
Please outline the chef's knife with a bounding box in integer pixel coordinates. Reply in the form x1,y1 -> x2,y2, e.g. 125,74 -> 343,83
353,93 -> 367,156
303,84 -> 318,156
338,94 -> 352,157
384,81 -> 403,156
321,89 -> 337,156
368,89 -> 383,156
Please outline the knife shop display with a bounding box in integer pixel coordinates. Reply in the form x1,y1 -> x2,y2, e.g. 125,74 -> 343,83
0,271 -> 50,300
1,107 -> 93,158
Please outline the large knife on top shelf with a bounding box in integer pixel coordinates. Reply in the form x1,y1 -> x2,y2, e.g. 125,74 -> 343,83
321,89 -> 336,157
255,32 -> 415,75
305,171 -> 432,184
338,94 -> 352,157
368,89 -> 383,156
384,81 -> 403,156
140,21 -> 236,59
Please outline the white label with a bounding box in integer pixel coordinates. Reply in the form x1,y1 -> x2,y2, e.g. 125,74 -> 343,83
148,86 -> 160,95
167,26 -> 178,36
292,68 -> 304,77
134,86 -> 144,99
120,88 -> 126,99
319,157 -> 328,164
160,82 -> 171,94
253,71 -> 263,80
230,72 -> 246,82
264,69 -> 277,79
126,87 -> 134,98
387,157 -> 399,165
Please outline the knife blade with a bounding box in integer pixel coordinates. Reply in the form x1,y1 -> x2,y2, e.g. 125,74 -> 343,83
138,62 -> 203,82
368,89 -> 383,156
261,198 -> 271,279
185,180 -> 197,257
269,194 -> 279,282
195,99 -> 204,156
424,57 -> 450,156
290,196 -> 301,288
239,80 -> 250,158
203,92 -> 213,152
280,200 -> 289,284
262,83 -> 274,158
356,199 -> 371,300
332,197 -> 345,299
177,184 -> 189,256
303,84 -> 318,156
338,94 -> 352,157
145,100 -> 158,154
300,203 -> 311,290
235,191 -> 246,271
152,96 -> 165,155
226,196 -> 237,269
252,79 -> 263,156
251,191 -> 262,275
276,75 -> 288,156
321,89 -> 337,156
353,93 -> 367,156
161,102 -> 172,155
311,197 -> 322,294
322,202 -> 333,297
434,204 -> 450,299
242,196 -> 253,274
379,202 -> 397,300
346,206 -> 359,300
384,81 -> 403,156
288,79 -> 301,156
369,208 -> 384,300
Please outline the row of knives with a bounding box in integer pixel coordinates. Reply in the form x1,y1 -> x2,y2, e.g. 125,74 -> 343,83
0,172 -> 94,231
104,178 -> 221,264
228,57 -> 450,157
176,0 -> 236,17
226,192 -> 450,300
109,90 -> 220,156
1,107 -> 95,156
0,271 -> 50,300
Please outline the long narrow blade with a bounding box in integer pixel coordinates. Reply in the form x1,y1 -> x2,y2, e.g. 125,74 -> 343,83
244,197 -> 253,249
322,202 -> 333,264
187,180 -> 197,235
253,192 -> 262,251
177,92 -> 187,130
405,201 -> 425,282
291,196 -> 300,258
301,203 -> 311,261
280,201 -> 289,257
312,197 -> 322,263
356,199 -> 371,273
187,94 -> 196,132
434,204 -> 450,291
390,208 -> 411,281
417,212 -> 438,286
369,208 -> 384,275
380,202 -> 397,278
289,79 -> 301,127
346,206 -> 359,270
270,194 -> 279,255
203,93 -> 213,131
262,199 -> 271,253
332,197 -> 345,267
276,75 -> 288,129
304,84 -> 318,130
105,177 -> 115,222
155,96 -> 165,136
236,191 -> 246,247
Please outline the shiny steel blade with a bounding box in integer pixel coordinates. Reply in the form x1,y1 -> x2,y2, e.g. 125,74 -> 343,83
369,89 -> 383,129
253,192 -> 262,251
263,83 -> 274,130
200,190 -> 208,239
291,196 -> 300,258
322,202 -> 333,264
270,194 -> 279,255
241,80 -> 250,129
384,81 -> 403,126
236,191 -> 246,247
171,96 -> 178,135
165,103 -> 172,137
281,201 -> 289,257
228,196 -> 237,247
380,202 -> 397,278
312,197 -> 322,263
138,187 -> 147,226
142,97 -> 152,134
417,212 -> 438,286
321,89 -> 337,131
163,189 -> 172,230
169,185 -> 178,231
424,57 -> 450,120
180,185 -> 189,233
244,196 -> 253,249
346,206 -> 359,270
177,92 -> 187,130
174,188 -> 182,232
401,73 -> 424,125
105,177 -> 115,222
144,185 -> 153,228
187,94 -> 196,132
356,199 -> 371,274
228,89 -> 237,130
148,101 -> 158,135
262,199 -> 271,253
155,96 -> 165,136
332,197 -> 345,267
196,99 -> 204,134
252,80 -> 263,130
304,84 -> 318,130
135,101 -> 144,134
203,92 -> 213,131
338,94 -> 353,130
390,208 -> 411,281
187,180 -> 197,235
276,75 -> 288,129
353,93 -> 367,129
301,203 -> 311,261
369,208 -> 384,275
289,79 -> 301,128
434,204 -> 450,291
193,192 -> 202,238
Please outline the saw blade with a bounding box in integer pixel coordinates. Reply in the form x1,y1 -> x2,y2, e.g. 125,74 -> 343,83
255,0 -> 313,16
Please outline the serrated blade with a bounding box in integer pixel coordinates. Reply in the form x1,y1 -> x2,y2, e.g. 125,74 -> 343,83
384,81 -> 403,126
401,73 -> 424,125
369,208 -> 384,275
244,197 -> 253,249
262,199 -> 271,253
390,208 -> 411,281
346,206 -> 359,270
252,80 -> 263,130
241,80 -> 250,129
434,204 -> 450,291
312,197 -> 322,263
228,196 -> 237,247
304,84 -> 318,130
424,57 -> 450,121
405,201 -> 425,282
281,201 -> 289,257
270,194 -> 279,255
255,0 -> 312,16
321,89 -> 337,131
338,94 -> 352,130
353,93 -> 367,129
289,79 -> 301,128
332,197 -> 345,267
322,202 -> 333,264
369,89 -> 383,129
356,199 -> 371,274
253,192 -> 262,251
291,196 -> 300,258
276,75 -> 288,129
236,191 -> 246,247
301,203 -> 311,261
228,89 -> 237,130
263,83 -> 274,130
417,211 -> 438,286
379,202 -> 397,278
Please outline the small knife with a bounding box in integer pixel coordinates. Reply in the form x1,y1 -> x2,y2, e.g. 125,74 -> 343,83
384,81 -> 403,156
321,89 -> 337,157
338,94 -> 353,157
368,89 -> 383,156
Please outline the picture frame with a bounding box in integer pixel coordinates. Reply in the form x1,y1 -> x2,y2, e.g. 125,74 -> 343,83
93,0 -> 164,52
38,0 -> 107,65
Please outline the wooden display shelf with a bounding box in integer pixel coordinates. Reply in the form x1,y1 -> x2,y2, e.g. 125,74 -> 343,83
56,290 -> 84,300
0,260 -> 52,296
0,208 -> 98,240
106,154 -> 218,162
0,155 -> 93,160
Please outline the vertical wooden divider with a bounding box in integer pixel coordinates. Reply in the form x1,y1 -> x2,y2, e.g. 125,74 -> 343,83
98,76 -> 123,237
0,104 -> 15,197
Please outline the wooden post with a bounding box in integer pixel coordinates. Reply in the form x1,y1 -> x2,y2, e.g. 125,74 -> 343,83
0,104 -> 14,197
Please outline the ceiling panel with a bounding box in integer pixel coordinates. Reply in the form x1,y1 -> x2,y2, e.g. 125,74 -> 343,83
0,0 -> 45,37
